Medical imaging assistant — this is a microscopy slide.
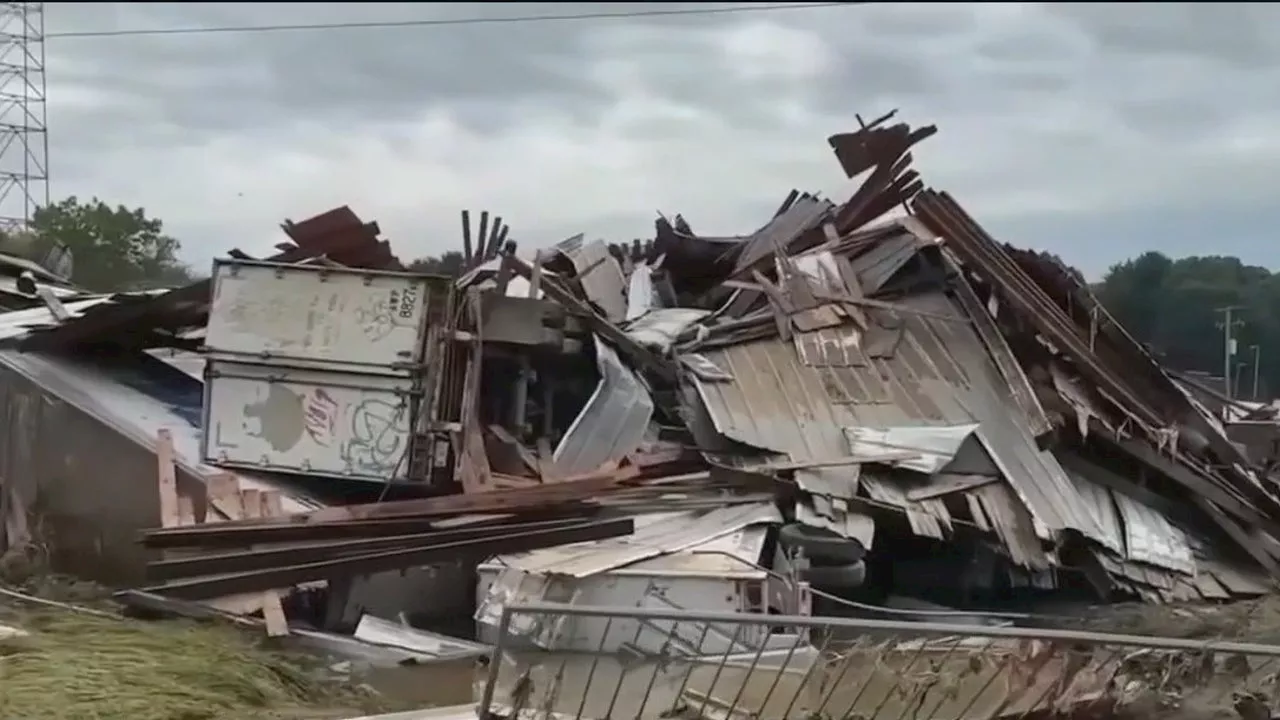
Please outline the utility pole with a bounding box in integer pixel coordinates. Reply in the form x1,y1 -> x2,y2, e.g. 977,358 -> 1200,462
1252,344 -> 1262,400
1217,306 -> 1245,398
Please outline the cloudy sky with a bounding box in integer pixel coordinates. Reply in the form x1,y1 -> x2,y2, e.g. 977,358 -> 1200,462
27,2 -> 1280,278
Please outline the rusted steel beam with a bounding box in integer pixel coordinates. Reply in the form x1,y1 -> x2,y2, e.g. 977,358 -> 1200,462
143,518 -> 633,601
144,517 -> 594,570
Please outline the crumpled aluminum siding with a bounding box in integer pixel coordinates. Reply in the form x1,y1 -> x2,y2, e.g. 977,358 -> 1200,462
691,289 -> 1118,552
489,502 -> 782,578
844,424 -> 979,475
553,336 -> 654,477
625,308 -> 709,353
555,235 -> 628,323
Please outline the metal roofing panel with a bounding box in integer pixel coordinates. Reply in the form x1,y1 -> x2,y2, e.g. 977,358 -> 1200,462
844,424 -> 979,474
846,231 -> 927,294
625,524 -> 770,576
691,289 -> 1118,552
731,195 -> 833,275
0,295 -> 151,342
490,503 -> 782,578
1113,491 -> 1195,575
1065,468 -> 1125,553
860,467 -> 949,539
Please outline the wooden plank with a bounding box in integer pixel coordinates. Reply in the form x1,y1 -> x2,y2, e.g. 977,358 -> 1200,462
205,472 -> 241,523
246,490 -> 288,637
176,495 -> 196,526
156,429 -> 180,529
259,491 -> 284,519
201,479 -> 268,616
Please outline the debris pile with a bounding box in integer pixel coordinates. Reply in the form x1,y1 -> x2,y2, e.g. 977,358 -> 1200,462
390,110 -> 1280,607
0,112 -> 1278,710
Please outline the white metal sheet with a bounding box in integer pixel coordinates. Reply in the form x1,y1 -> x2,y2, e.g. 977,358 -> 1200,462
1113,491 -> 1196,575
206,260 -> 430,374
202,361 -> 415,482
489,503 -> 782,578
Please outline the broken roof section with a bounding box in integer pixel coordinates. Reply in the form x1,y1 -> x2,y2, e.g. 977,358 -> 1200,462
15,206 -> 402,353
503,110 -> 1279,605
397,111 -> 1280,607
23,112 -> 1273,615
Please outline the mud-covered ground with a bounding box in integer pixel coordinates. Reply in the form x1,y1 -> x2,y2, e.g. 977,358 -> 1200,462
1029,597 -> 1280,720
1037,594 -> 1280,643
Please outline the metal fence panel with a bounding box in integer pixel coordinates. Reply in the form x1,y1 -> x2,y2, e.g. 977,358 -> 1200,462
479,602 -> 1280,720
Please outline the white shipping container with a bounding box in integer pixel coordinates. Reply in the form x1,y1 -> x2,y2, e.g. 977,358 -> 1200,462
202,361 -> 416,482
205,259 -> 431,374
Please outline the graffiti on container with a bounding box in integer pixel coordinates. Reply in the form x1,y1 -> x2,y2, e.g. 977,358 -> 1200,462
354,284 -> 421,342
243,385 -> 340,451
303,388 -> 339,446
340,398 -> 408,475
234,383 -> 408,476
224,291 -> 313,348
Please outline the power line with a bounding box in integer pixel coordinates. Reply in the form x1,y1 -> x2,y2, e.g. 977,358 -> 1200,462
46,3 -> 859,40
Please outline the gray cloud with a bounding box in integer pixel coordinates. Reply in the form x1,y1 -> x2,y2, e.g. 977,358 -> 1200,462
1044,3 -> 1280,66
29,2 -> 1280,280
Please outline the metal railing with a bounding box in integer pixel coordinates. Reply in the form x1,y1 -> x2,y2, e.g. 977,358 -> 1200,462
478,602 -> 1280,720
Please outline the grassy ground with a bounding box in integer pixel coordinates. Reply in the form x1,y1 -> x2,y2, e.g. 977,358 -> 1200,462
0,577 -> 397,720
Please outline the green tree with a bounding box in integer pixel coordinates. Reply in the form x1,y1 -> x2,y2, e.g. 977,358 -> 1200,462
407,251 -> 466,278
1096,253 -> 1280,399
30,196 -> 194,292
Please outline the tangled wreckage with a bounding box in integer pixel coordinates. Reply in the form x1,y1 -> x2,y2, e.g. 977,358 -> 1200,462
3,113 -> 1280,718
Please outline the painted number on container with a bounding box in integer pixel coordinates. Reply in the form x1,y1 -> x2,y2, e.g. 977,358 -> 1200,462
389,286 -> 418,321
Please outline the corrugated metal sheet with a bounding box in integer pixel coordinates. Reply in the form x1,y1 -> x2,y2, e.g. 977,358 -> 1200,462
1113,492 -> 1195,575
489,503 -> 782,578
731,195 -> 833,275
796,494 -> 875,547
629,524 -> 771,576
966,482 -> 1049,569
1065,461 -> 1197,578
844,424 -> 979,474
860,467 -> 950,539
1066,467 -> 1125,553
845,230 -> 927,294
553,336 -> 654,476
691,290 -> 1119,553
0,294 -> 162,342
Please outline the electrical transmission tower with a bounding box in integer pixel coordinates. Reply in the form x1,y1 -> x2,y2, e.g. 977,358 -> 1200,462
0,2 -> 46,231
